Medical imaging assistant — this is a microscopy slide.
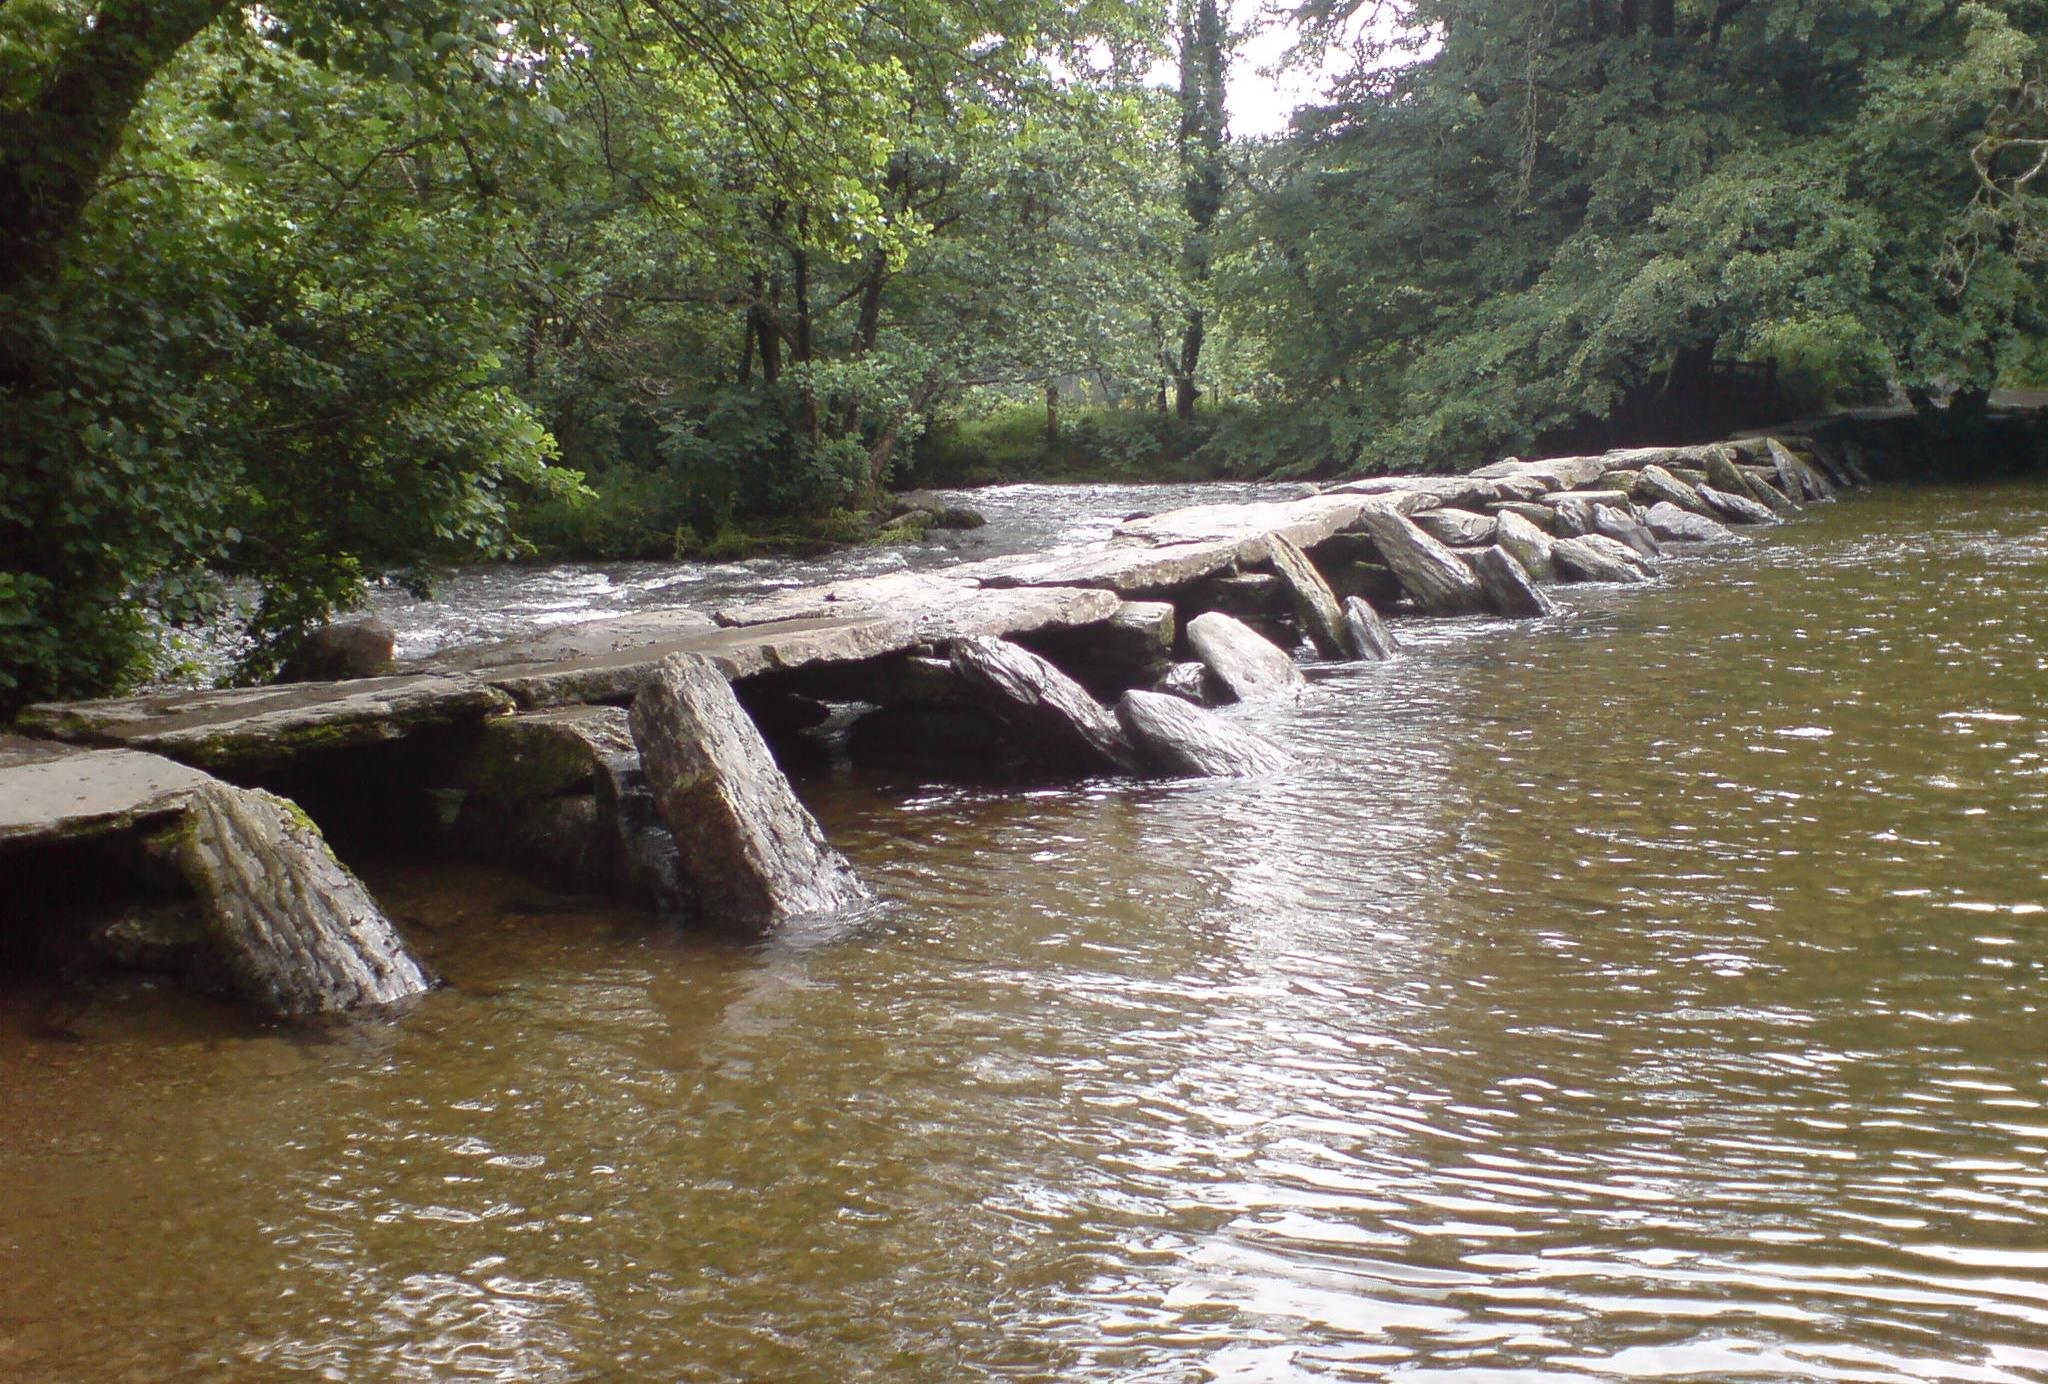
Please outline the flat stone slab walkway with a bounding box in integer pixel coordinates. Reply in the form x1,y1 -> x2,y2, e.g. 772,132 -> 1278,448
0,735 -> 215,847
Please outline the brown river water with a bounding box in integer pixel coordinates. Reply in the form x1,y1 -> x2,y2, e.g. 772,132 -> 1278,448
4,480 -> 2047,1382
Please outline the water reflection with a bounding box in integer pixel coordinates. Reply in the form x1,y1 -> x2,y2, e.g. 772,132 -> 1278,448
3,482 -> 2047,1381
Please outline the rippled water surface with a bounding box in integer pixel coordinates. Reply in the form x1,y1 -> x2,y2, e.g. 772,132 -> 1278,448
368,480 -> 1313,661
5,481 -> 2047,1382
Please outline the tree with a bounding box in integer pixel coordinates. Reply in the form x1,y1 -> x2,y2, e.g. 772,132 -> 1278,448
1171,0 -> 1228,422
1231,0 -> 2048,471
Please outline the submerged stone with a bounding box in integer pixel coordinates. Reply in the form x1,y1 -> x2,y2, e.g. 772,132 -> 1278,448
631,652 -> 869,929
1341,597 -> 1400,661
1352,507 -> 1489,615
1470,545 -> 1558,618
948,636 -> 1144,775
179,782 -> 435,1017
1115,690 -> 1294,778
1264,534 -> 1353,658
1185,613 -> 1305,703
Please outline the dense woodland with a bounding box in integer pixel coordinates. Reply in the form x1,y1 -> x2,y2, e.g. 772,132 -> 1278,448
5,0 -> 2048,710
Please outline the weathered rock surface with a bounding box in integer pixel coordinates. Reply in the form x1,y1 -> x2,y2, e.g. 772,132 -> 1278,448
1470,545 -> 1559,618
948,636 -> 1144,774
1412,508 -> 1498,547
1697,484 -> 1781,526
424,609 -> 719,673
179,782 -> 435,1016
1341,597 -> 1401,661
972,538 -> 1256,597
714,572 -> 1120,643
630,653 -> 869,928
1767,438 -> 1835,501
1551,496 -> 1598,538
446,706 -> 685,908
1354,507 -> 1490,615
1186,613 -> 1305,702
1707,448 -> 1795,511
1117,494 -> 1373,549
1630,464 -> 1714,518
1474,455 -> 1610,490
1494,509 -> 1558,583
1264,534 -> 1353,658
481,615 -> 915,708
278,618 -> 397,683
1493,500 -> 1561,534
1153,661 -> 1219,705
1323,474 -> 1501,510
1591,504 -> 1664,559
0,737 -> 215,848
1643,502 -> 1737,544
1552,535 -> 1654,584
1115,690 -> 1294,778
19,676 -> 514,774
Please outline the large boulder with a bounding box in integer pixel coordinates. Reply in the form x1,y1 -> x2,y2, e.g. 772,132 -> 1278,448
1643,502 -> 1737,544
1353,507 -> 1489,615
1630,464 -> 1715,518
1341,597 -> 1400,661
1152,660 -> 1221,705
1115,690 -> 1294,778
1552,534 -> 1653,584
179,782 -> 435,1016
1493,509 -> 1558,583
1767,438 -> 1835,501
448,706 -> 686,911
1411,508 -> 1498,547
1591,503 -> 1663,559
276,618 -> 397,683
1469,546 -> 1558,618
948,636 -> 1144,774
630,652 -> 870,928
1265,534 -> 1353,658
1706,448 -> 1793,511
1696,483 -> 1780,526
1551,496 -> 1598,537
1186,612 -> 1305,702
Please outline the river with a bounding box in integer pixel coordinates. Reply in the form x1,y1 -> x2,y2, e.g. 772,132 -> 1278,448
3,480 -> 2046,1382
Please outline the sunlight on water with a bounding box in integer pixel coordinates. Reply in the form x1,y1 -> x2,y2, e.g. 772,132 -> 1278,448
3,481 -> 2045,1382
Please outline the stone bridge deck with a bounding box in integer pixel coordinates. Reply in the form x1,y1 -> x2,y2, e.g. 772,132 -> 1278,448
1,431 -> 1849,853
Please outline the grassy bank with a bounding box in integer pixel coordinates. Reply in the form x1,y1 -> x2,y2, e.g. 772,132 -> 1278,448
902,400 -> 1335,489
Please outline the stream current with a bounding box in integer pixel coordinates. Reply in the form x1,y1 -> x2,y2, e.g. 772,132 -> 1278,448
4,479 -> 2047,1381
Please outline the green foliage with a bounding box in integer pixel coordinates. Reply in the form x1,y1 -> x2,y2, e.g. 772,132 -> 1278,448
1230,0 -> 2048,470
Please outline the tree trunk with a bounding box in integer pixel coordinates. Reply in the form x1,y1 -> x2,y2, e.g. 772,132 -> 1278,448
1649,0 -> 1676,38
1173,0 -> 1226,426
1618,0 -> 1640,35
0,0 -> 236,296
1045,380 -> 1060,441
791,208 -> 819,447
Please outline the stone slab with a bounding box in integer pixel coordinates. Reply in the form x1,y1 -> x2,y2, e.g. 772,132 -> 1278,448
423,609 -> 718,673
0,737 -> 216,848
713,572 -> 1119,643
1113,493 -> 1377,548
1321,475 -> 1501,510
18,676 -> 515,774
969,538 -> 1260,596
478,615 -> 918,708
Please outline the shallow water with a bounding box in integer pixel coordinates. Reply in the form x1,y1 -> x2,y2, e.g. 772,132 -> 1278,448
4,481 -> 2047,1382
367,480 -> 1313,663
